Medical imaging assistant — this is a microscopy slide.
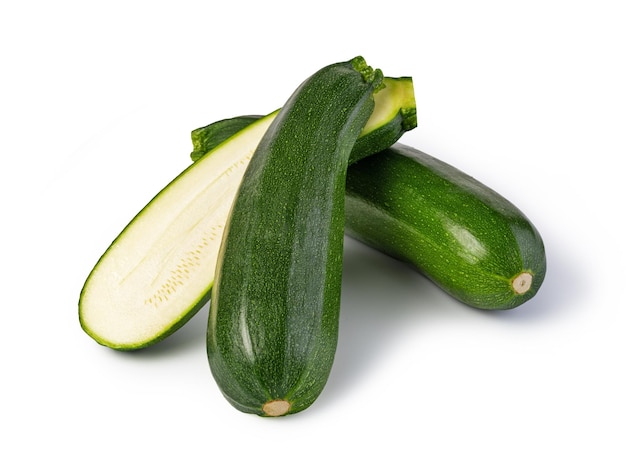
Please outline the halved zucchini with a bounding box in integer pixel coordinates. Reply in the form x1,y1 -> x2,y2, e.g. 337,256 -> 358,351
79,112 -> 277,350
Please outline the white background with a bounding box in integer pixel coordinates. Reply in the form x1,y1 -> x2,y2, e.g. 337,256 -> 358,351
2,1 -> 624,448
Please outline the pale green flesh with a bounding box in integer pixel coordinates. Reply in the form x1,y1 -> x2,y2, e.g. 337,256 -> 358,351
79,112 -> 277,349
363,78 -> 413,134
79,81 -> 412,350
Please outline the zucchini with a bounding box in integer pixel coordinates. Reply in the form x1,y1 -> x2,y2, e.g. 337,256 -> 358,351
207,56 -> 385,416
78,72 -> 416,350
79,111 -> 278,350
344,143 -> 546,309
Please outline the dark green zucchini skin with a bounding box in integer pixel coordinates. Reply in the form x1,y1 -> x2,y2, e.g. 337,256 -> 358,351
344,143 -> 546,310
207,57 -> 385,416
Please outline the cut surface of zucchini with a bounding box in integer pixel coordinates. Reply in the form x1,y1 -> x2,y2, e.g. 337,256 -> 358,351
79,113 -> 277,350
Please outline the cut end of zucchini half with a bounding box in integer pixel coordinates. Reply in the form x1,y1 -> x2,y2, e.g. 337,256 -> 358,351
511,271 -> 533,295
363,77 -> 416,135
79,112 -> 278,350
262,400 -> 292,417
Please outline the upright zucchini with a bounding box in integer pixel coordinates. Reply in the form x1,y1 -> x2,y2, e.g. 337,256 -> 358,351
79,72 -> 415,350
207,57 -> 385,416
344,143 -> 546,309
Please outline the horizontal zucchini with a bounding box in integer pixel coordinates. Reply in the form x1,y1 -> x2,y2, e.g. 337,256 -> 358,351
207,56 -> 385,416
344,143 -> 546,309
78,73 -> 416,351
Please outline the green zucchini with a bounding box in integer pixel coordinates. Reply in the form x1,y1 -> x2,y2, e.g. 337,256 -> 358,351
78,71 -> 416,350
207,56 -> 385,416
344,143 -> 546,309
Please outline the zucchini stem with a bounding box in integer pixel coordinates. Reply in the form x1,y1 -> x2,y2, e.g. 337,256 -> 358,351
262,400 -> 291,417
350,56 -> 384,90
512,272 -> 533,294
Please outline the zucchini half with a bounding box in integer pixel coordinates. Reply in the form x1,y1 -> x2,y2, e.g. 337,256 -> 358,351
79,112 -> 277,350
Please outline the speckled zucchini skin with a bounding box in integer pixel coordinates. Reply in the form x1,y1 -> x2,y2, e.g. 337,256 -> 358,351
344,143 -> 546,310
207,57 -> 385,416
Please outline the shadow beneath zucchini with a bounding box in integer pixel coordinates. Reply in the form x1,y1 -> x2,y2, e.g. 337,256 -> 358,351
315,235 -> 576,414
316,237 -> 459,408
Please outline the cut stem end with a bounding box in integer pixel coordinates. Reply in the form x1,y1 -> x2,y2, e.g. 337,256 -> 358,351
262,399 -> 291,417
512,272 -> 533,295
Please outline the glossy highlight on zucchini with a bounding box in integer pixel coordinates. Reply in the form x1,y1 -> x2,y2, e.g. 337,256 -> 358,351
207,56 -> 385,416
